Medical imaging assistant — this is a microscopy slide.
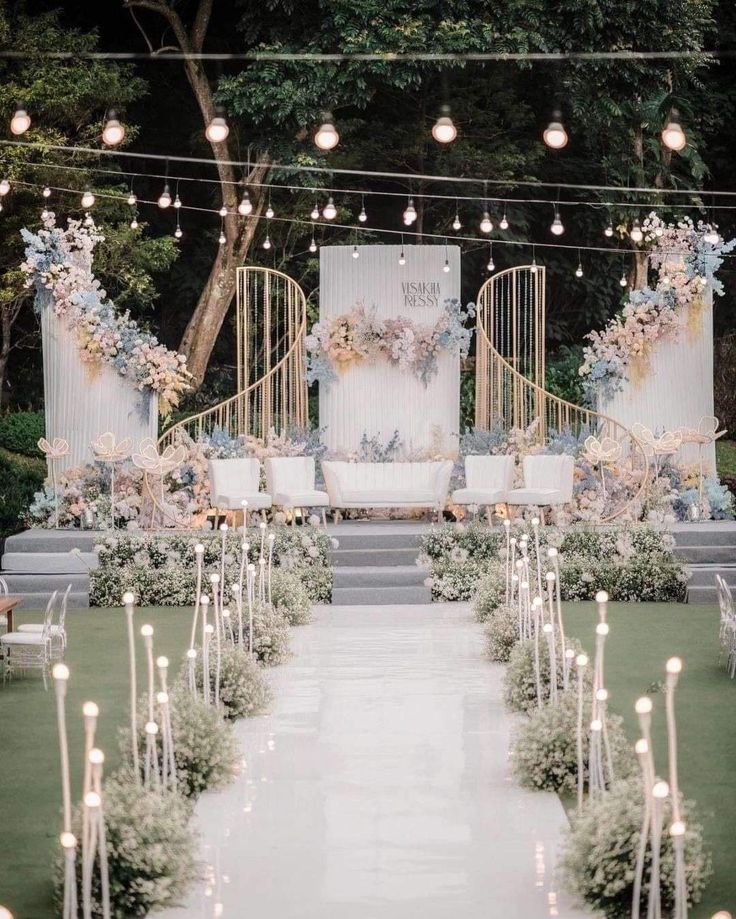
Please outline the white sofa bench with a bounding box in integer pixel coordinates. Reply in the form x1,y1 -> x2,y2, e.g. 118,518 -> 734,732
321,460 -> 453,521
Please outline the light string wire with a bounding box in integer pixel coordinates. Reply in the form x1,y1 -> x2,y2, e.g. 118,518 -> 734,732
18,178 -> 734,260
0,49 -> 728,62
4,139 -> 736,200
9,157 -> 735,213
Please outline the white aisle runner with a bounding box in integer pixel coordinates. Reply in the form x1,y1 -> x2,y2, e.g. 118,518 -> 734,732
161,604 -> 591,919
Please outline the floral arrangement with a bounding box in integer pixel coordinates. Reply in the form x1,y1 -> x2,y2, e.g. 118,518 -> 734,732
306,299 -> 475,386
89,529 -> 334,606
483,603 -> 520,662
561,777 -> 711,918
503,635 -> 589,713
579,213 -> 736,402
21,213 -> 190,417
419,521 -> 689,604
189,645 -> 273,719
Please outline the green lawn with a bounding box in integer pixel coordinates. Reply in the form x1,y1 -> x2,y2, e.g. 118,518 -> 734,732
0,607 -> 190,919
716,439 -> 736,478
564,601 -> 736,919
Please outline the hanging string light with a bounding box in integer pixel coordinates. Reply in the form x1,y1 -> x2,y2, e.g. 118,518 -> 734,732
238,188 -> 252,216
0,178 -> 10,196
173,182 -> 182,208
205,108 -> 230,144
218,203 -> 227,217
308,224 -> 317,253
403,196 -> 417,225
265,197 -> 274,219
102,110 -> 125,146
619,256 -> 628,287
661,110 -> 687,152
310,199 -> 320,220
157,183 -> 171,208
174,213 -> 182,239
130,215 -> 139,229
550,205 -> 565,236
630,219 -> 643,243
10,105 -> 31,136
543,110 -> 568,149
42,186 -> 51,199
486,241 -> 495,273
479,209 -> 493,234
314,113 -> 339,151
126,184 -> 136,207
262,232 -> 271,249
358,194 -> 367,223
81,189 -> 95,209
530,245 -> 538,274
83,212 -> 94,227
323,196 -> 337,220
604,219 -> 614,238
432,104 -> 457,144
218,218 -> 226,245
499,205 -> 509,230
352,244 -> 360,259
452,201 -> 461,231
575,250 -> 583,277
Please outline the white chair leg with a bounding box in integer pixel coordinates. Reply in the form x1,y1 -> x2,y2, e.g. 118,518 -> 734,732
485,506 -> 492,528
321,508 -> 327,528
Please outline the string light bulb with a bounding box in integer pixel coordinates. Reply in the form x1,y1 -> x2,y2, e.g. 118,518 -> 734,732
452,210 -> 461,231
265,201 -> 274,219
0,179 -> 10,196
130,216 -> 139,229
314,114 -> 339,151
398,249 -> 406,266
403,197 -> 417,225
102,110 -> 125,146
174,194 -> 182,209
604,221 -> 614,238
218,204 -> 227,217
431,105 -> 457,144
550,208 -> 565,235
42,186 -> 51,198
205,110 -> 229,144
158,184 -> 172,208
575,260 -> 583,278
661,112 -> 687,152
358,205 -> 367,223
219,228 -> 226,245
127,191 -> 136,207
630,219 -> 643,243
480,211 -> 493,234
543,110 -> 568,149
262,233 -> 271,250
442,258 -> 450,273
530,254 -> 538,274
619,272 -> 628,287
10,105 -> 31,136
500,209 -> 509,230
352,245 -> 359,259
81,189 -> 95,209
174,217 -> 182,239
308,234 -> 317,253
486,242 -> 495,273
310,202 -> 320,220
238,190 -> 252,216
322,196 -> 337,220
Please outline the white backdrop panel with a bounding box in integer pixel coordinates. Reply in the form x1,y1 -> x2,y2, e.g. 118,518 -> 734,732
600,288 -> 715,469
42,309 -> 157,471
319,245 -> 461,454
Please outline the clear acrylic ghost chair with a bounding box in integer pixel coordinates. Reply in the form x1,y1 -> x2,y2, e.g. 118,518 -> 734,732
18,583 -> 71,659
1,590 -> 58,688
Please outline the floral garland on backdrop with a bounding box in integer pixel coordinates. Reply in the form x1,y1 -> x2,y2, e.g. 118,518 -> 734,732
578,213 -> 736,403
305,298 -> 475,386
21,213 -> 190,417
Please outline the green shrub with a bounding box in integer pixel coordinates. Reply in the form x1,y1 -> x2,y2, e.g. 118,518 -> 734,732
484,603 -> 520,662
271,568 -> 313,625
0,447 -> 45,537
0,410 -> 44,456
242,602 -> 291,666
472,565 -> 506,621
124,689 -> 241,797
58,770 -> 196,917
510,691 -> 636,793
504,636 -> 589,713
190,643 -> 272,720
561,778 -> 711,919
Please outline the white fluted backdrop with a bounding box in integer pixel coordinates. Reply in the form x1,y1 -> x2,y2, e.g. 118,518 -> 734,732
600,287 -> 716,469
42,309 -> 157,471
318,245 -> 461,454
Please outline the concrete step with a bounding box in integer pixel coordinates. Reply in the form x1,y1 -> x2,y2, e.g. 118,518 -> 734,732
1,551 -> 97,573
686,565 -> 736,588
671,524 -> 736,547
331,547 -> 419,567
329,532 -> 425,550
7,591 -> 90,611
332,565 -> 427,589
0,572 -> 89,593
674,546 -> 736,565
686,585 -> 718,604
331,585 -> 432,605
4,529 -> 101,552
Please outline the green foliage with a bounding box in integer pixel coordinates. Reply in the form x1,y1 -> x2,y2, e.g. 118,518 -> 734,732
503,636 -> 589,714
510,691 -> 636,794
0,411 -> 44,456
58,770 -> 196,917
271,568 -> 313,625
190,644 -> 273,720
561,778 -> 712,919
472,566 -> 507,621
0,446 -> 45,537
241,603 -> 291,667
483,603 -> 520,662
545,346 -> 586,405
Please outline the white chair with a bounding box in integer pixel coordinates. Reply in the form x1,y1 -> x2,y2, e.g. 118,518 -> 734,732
18,583 -> 71,659
1,590 -> 58,688
451,455 -> 515,524
507,454 -> 575,519
0,576 -> 8,636
265,457 -> 329,526
208,458 -> 272,524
